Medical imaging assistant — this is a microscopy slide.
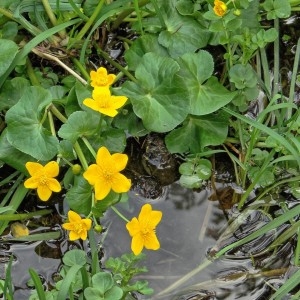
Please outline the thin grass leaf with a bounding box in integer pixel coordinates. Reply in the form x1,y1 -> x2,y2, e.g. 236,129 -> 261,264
3,256 -> 14,299
270,268 -> 300,300
3,231 -> 60,242
223,107 -> 300,167
29,268 -> 47,300
57,264 -> 83,299
0,18 -> 81,88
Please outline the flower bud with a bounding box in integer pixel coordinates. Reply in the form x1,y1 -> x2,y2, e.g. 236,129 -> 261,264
234,9 -> 241,16
94,224 -> 103,233
72,164 -> 82,175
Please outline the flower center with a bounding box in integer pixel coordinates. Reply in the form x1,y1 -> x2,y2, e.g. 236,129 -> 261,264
141,226 -> 152,241
38,173 -> 49,186
96,77 -> 108,86
74,222 -> 84,234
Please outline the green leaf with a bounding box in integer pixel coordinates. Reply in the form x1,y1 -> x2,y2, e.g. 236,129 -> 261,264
165,114 -> 228,153
0,77 -> 30,111
157,2 -> 210,57
262,0 -> 291,19
195,159 -> 212,180
179,162 -> 194,176
65,175 -> 92,216
0,129 -> 34,173
0,39 -> 18,77
5,86 -> 59,161
92,272 -> 113,294
179,174 -> 202,188
63,249 -> 87,267
58,111 -> 99,143
121,52 -> 188,132
229,64 -> 257,89
177,51 -> 234,115
124,34 -> 168,70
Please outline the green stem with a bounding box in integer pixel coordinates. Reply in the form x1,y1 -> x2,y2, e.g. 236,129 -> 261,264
81,137 -> 97,158
47,111 -> 56,136
111,206 -> 130,223
26,59 -> 40,86
74,142 -> 89,170
96,46 -> 137,83
71,57 -> 90,81
50,104 -> 67,123
272,18 -> 280,98
76,0 -> 105,41
111,0 -> 150,30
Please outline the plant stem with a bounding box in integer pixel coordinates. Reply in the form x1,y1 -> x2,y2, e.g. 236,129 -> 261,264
111,206 -> 130,223
50,104 -> 67,123
81,137 -> 97,158
0,209 -> 53,221
95,45 -> 137,82
26,59 -> 40,86
76,0 -> 105,41
71,57 -> 90,81
74,142 -> 89,170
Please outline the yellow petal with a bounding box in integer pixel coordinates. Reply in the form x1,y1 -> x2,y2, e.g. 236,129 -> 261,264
144,232 -> 160,250
25,162 -> 43,176
110,95 -> 128,109
131,234 -> 144,255
106,74 -> 116,86
47,178 -> 61,192
69,230 -> 80,241
96,147 -> 112,166
111,173 -> 131,193
24,177 -> 39,189
80,230 -> 88,240
44,161 -> 59,177
82,218 -> 92,230
37,185 -> 52,201
139,204 -> 162,228
94,179 -> 111,200
93,86 -> 111,99
126,218 -> 140,237
68,210 -> 82,223
62,222 -> 74,230
83,98 -> 100,112
83,164 -> 99,186
98,107 -> 118,117
111,153 -> 128,171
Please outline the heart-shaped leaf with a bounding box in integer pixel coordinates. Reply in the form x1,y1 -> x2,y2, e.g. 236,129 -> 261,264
5,86 -> 59,161
165,114 -> 228,153
121,52 -> 189,132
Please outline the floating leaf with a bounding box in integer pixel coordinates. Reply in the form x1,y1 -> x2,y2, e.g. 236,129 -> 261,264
5,86 -> 59,161
10,222 -> 29,238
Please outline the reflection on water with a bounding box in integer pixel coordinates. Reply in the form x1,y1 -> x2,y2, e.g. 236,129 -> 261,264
1,182 -> 296,299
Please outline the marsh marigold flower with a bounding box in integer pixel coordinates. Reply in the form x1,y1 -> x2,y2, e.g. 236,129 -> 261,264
24,161 -> 61,201
83,146 -> 131,200
213,0 -> 227,17
90,67 -> 116,88
126,203 -> 162,255
62,210 -> 92,241
83,87 -> 127,117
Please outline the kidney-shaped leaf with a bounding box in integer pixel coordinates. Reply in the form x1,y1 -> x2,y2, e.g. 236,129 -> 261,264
0,39 -> 18,77
58,111 -> 100,143
5,86 -> 59,161
177,51 -> 235,115
165,114 -> 228,154
121,53 -> 189,132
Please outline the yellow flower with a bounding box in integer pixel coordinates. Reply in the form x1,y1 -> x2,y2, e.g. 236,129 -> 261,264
126,204 -> 162,255
24,161 -> 61,201
83,87 -> 127,117
83,146 -> 131,200
90,67 -> 116,88
213,0 -> 227,17
62,210 -> 92,241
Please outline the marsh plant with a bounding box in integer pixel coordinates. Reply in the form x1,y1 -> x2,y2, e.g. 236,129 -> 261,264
0,0 -> 300,298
